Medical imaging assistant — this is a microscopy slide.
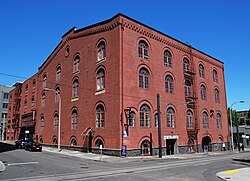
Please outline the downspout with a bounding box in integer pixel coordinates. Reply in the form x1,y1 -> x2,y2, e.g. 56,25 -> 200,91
120,18 -> 124,154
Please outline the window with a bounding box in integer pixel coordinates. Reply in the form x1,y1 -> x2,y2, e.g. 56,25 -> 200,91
72,79 -> 79,98
70,138 -> 77,146
54,113 -> 59,130
2,103 -> 8,109
43,74 -> 47,88
42,92 -> 46,107
200,85 -> 207,100
129,111 -> 135,127
97,69 -> 105,90
71,109 -> 78,129
41,115 -> 44,129
186,110 -> 193,129
183,58 -> 190,72
213,69 -> 218,83
95,139 -> 104,148
185,80 -> 192,97
31,96 -> 35,108
73,55 -> 80,73
139,68 -> 149,89
154,113 -> 158,127
217,113 -> 222,129
96,105 -> 105,128
3,93 -> 9,99
202,112 -> 209,129
165,75 -> 174,94
199,64 -> 204,78
166,108 -> 175,128
164,50 -> 172,67
55,87 -> 60,103
97,41 -> 106,61
25,84 -> 28,93
33,79 -> 36,89
140,104 -> 150,127
214,88 -> 220,103
56,65 -> 61,81
138,40 -> 148,60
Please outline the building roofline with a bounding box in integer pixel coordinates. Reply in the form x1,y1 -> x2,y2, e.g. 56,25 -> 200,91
39,13 -> 223,71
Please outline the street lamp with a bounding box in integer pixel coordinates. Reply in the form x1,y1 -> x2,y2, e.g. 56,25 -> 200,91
124,107 -> 131,136
44,88 -> 61,151
229,100 -> 244,152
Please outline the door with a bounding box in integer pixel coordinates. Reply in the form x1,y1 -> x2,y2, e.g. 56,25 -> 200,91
166,139 -> 176,155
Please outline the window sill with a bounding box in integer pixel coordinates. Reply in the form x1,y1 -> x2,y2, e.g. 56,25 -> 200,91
71,97 -> 79,102
96,58 -> 106,64
95,89 -> 105,95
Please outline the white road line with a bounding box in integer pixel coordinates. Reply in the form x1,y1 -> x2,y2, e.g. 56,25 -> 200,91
7,162 -> 39,166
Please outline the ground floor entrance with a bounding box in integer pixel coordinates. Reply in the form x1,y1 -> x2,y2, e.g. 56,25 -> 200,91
164,135 -> 178,155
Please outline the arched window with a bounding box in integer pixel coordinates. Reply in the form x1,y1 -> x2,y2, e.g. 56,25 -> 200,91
70,138 -> 77,146
186,110 -> 193,129
73,55 -> 80,73
141,140 -> 150,155
54,113 -> 59,130
183,58 -> 190,72
56,65 -> 61,81
217,113 -> 222,129
164,50 -> 172,67
165,75 -> 174,94
42,92 -> 46,107
97,69 -> 105,90
185,80 -> 192,97
154,113 -> 158,127
140,104 -> 150,127
43,74 -> 47,88
200,85 -> 207,100
166,108 -> 175,128
213,69 -> 218,83
214,88 -> 220,103
202,112 -> 209,129
96,139 -> 104,148
71,109 -> 78,129
53,138 -> 58,144
129,111 -> 135,127
96,105 -> 105,128
40,115 -> 44,130
55,87 -> 60,103
139,68 -> 149,89
199,64 -> 204,78
138,40 -> 148,60
97,41 -> 106,61
73,79 -> 79,98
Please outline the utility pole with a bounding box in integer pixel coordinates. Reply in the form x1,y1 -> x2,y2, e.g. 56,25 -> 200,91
157,94 -> 162,158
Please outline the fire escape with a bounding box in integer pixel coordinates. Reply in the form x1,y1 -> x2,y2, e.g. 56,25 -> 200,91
184,46 -> 198,144
12,83 -> 22,140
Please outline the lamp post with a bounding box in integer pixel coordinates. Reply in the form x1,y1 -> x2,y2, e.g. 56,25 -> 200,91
124,107 -> 131,137
229,100 -> 244,152
44,88 -> 61,151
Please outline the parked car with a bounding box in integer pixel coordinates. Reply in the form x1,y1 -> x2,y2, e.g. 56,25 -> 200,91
24,141 -> 42,151
14,139 -> 29,149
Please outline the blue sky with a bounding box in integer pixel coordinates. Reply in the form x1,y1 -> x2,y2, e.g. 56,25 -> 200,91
0,0 -> 249,111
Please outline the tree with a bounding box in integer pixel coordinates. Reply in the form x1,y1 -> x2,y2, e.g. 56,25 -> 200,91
227,108 -> 238,126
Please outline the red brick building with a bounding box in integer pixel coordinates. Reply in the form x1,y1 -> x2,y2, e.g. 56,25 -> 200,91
7,14 -> 228,156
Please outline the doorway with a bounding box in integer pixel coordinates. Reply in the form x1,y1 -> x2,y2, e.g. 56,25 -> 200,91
202,136 -> 211,151
166,139 -> 177,155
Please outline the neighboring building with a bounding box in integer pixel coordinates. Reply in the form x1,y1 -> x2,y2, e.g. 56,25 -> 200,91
6,14 -> 228,156
232,110 -> 250,148
0,85 -> 14,140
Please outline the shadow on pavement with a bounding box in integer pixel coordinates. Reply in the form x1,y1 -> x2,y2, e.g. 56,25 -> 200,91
0,142 -> 16,153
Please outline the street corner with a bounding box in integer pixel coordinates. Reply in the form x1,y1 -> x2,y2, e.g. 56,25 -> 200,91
0,161 -> 6,172
216,168 -> 250,181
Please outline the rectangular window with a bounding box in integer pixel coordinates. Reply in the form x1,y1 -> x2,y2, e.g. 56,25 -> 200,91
3,93 -> 9,99
2,103 -> 8,109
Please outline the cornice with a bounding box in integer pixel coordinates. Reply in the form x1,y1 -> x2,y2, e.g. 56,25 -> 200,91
122,20 -> 223,68
68,21 -> 121,41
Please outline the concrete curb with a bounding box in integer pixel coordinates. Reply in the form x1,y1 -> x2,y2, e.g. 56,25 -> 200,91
0,161 -> 6,172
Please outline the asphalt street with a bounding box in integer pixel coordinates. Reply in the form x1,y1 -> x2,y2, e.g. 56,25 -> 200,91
1,147 -> 250,181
